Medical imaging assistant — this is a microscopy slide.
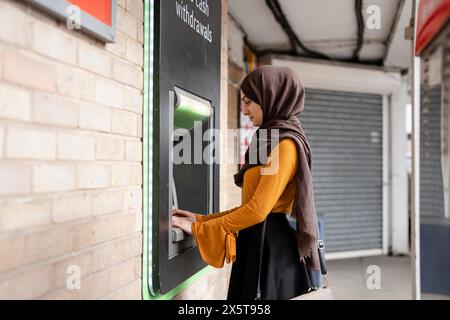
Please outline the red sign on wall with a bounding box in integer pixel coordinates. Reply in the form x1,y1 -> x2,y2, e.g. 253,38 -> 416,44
415,0 -> 450,55
27,0 -> 117,43
68,0 -> 112,26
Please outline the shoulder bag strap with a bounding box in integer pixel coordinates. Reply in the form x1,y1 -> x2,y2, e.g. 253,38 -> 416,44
255,219 -> 267,300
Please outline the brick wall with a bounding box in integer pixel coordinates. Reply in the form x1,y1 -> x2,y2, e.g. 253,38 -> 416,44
0,0 -> 144,299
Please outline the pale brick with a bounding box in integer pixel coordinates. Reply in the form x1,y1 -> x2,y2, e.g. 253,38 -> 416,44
107,257 -> 140,293
32,92 -> 78,128
40,288 -> 70,300
78,43 -> 112,77
0,2 -> 31,47
33,164 -> 76,193
124,87 -> 143,113
125,140 -> 142,162
32,22 -> 78,65
2,50 -> 56,92
52,193 -> 91,223
0,163 -> 32,196
51,250 -> 93,289
92,190 -> 123,216
111,164 -> 132,187
0,83 -> 31,121
58,133 -> 95,161
117,9 -> 138,40
0,48 -> 3,80
105,32 -> 126,58
50,235 -> 139,291
106,279 -> 141,300
56,67 -> 94,101
0,236 -> 25,273
47,257 -> 138,300
112,111 -> 138,136
24,226 -> 74,265
0,265 -> 52,299
137,21 -> 144,44
118,0 -> 126,9
77,164 -> 110,189
126,0 -> 144,21
91,236 -> 141,274
126,38 -> 143,66
124,234 -> 142,259
123,188 -> 142,211
0,126 -> 3,158
6,127 -> 56,160
112,58 -> 141,88
134,208 -> 142,233
0,198 -> 51,232
79,104 -> 111,132
133,163 -> 142,185
137,67 -> 144,91
137,115 -> 143,137
95,79 -> 124,109
96,136 -> 124,160
72,212 -> 137,250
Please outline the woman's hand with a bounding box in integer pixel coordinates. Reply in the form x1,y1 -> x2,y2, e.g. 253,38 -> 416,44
172,216 -> 193,236
172,208 -> 197,223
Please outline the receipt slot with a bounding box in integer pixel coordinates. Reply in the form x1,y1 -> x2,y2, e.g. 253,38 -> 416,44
150,0 -> 222,295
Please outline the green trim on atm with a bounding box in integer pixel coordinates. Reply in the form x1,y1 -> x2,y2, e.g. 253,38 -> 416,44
143,266 -> 214,300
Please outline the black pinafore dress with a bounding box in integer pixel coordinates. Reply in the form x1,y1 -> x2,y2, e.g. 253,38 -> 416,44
226,212 -> 311,300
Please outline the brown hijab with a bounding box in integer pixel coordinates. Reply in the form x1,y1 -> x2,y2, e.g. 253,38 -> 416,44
234,65 -> 320,272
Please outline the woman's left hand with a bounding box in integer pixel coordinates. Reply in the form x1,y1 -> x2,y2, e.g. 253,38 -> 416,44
172,216 -> 193,236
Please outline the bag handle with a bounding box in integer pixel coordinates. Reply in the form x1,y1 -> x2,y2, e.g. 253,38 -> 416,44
255,218 -> 328,300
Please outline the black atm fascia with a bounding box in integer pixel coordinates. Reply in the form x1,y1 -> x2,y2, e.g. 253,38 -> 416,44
153,0 -> 221,294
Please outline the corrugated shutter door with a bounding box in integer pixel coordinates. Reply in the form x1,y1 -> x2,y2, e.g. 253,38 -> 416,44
300,89 -> 383,253
420,85 -> 445,218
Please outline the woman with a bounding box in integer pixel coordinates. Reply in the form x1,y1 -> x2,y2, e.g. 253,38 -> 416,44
172,65 -> 320,300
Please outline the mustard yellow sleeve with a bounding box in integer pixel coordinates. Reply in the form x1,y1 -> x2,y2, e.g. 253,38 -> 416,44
192,139 -> 298,268
195,206 -> 241,222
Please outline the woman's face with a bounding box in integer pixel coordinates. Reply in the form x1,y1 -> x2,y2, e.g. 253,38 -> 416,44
240,90 -> 263,126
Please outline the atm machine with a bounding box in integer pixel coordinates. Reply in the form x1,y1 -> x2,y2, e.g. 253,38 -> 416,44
149,0 -> 222,294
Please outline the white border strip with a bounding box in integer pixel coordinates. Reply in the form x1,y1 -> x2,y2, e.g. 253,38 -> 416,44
326,249 -> 384,261
382,95 -> 391,255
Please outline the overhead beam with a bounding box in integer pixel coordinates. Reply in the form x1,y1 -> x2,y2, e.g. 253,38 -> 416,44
382,0 -> 406,65
265,0 -> 330,60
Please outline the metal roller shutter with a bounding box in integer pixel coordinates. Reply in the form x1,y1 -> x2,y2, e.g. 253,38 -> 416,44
420,85 -> 445,218
300,89 -> 383,253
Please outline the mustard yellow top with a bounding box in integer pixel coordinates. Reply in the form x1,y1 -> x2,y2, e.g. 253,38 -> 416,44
191,138 -> 298,268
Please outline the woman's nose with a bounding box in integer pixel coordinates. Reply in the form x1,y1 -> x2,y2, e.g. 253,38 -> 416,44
241,105 -> 250,116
